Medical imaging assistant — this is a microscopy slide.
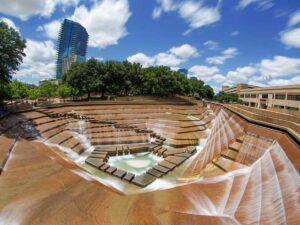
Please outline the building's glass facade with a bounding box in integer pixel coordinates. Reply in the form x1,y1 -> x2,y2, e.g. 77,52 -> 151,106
178,68 -> 188,77
56,19 -> 88,79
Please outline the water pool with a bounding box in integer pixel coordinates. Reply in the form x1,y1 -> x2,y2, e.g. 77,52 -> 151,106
108,152 -> 163,175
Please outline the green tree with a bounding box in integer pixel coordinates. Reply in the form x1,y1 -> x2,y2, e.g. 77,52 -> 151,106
0,21 -> 26,83
188,78 -> 204,97
227,93 -> 239,102
9,80 -> 29,99
0,81 -> 12,102
84,58 -> 101,99
201,85 -> 215,100
96,61 -> 107,97
28,87 -> 40,101
62,59 -> 216,99
39,80 -> 57,100
57,84 -> 71,101
63,59 -> 99,100
63,62 -> 85,96
215,92 -> 239,103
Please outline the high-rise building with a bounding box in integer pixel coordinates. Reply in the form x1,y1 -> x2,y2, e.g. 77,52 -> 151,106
178,68 -> 188,77
56,19 -> 88,79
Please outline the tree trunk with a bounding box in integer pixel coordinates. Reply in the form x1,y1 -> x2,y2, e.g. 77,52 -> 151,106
87,92 -> 91,100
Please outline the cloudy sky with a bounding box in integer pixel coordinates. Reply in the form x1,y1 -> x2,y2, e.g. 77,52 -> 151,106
0,0 -> 299,92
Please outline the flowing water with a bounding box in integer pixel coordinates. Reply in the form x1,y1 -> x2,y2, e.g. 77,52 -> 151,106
108,152 -> 163,175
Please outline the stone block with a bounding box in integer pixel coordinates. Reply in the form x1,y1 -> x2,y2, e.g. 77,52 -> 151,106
113,169 -> 127,178
123,172 -> 135,182
159,160 -> 176,170
132,173 -> 156,187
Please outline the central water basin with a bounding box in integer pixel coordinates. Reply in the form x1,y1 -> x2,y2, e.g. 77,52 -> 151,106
108,152 -> 163,175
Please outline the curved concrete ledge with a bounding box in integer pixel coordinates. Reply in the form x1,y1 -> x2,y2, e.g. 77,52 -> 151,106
225,104 -> 300,145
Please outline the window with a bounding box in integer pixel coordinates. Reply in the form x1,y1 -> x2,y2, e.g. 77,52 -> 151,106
287,95 -> 300,101
262,94 -> 268,99
275,94 -> 286,100
240,94 -> 244,98
251,94 -> 256,98
245,94 -> 250,98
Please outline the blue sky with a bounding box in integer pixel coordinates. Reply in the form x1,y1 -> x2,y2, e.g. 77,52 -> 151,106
0,0 -> 300,92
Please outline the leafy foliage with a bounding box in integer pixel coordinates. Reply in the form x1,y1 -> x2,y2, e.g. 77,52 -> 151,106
9,80 -> 29,99
0,21 -> 26,83
57,84 -> 71,100
0,59 -> 215,101
39,81 -> 57,98
0,81 -> 12,102
28,88 -> 40,100
215,91 -> 239,103
63,59 -> 215,99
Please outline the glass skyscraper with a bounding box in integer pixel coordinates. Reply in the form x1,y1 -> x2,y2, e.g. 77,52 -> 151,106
56,19 -> 89,79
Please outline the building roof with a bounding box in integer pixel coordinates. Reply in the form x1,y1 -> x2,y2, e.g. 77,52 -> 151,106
240,84 -> 300,93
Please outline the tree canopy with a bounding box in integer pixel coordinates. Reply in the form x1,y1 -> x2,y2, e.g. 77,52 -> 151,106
0,59 -> 216,102
63,59 -> 215,99
215,91 -> 239,103
0,21 -> 26,83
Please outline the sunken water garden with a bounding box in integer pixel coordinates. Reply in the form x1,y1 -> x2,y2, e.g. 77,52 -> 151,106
0,97 -> 299,225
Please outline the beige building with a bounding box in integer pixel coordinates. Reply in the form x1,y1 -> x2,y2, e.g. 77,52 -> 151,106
221,84 -> 259,94
239,85 -> 300,111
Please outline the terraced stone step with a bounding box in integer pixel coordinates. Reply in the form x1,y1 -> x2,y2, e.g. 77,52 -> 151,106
175,152 -> 192,158
131,173 -> 156,187
100,163 -> 110,171
147,168 -> 164,178
158,160 -> 176,170
85,157 -> 106,168
213,156 -> 247,172
163,148 -> 188,157
229,142 -> 242,151
106,166 -> 117,174
123,172 -> 135,182
165,156 -> 186,166
153,165 -> 171,174
113,169 -> 126,178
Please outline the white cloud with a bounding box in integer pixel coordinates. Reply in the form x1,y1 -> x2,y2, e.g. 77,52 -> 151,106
37,20 -> 61,39
204,40 -> 219,50
0,17 -> 19,32
153,0 -> 176,19
259,56 -> 300,78
127,53 -> 155,67
237,0 -> 274,10
155,52 -> 184,67
179,0 -> 221,34
226,66 -> 257,85
127,44 -> 198,68
279,11 -> 300,49
70,0 -> 131,48
153,0 -> 221,34
169,44 -> 198,58
280,28 -> 300,48
211,85 -> 220,93
288,10 -> 300,27
231,31 -> 240,36
188,65 -> 221,82
206,47 -> 238,65
14,39 -> 56,83
212,74 -> 226,83
268,76 -> 300,86
222,55 -> 300,87
0,0 -> 79,20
